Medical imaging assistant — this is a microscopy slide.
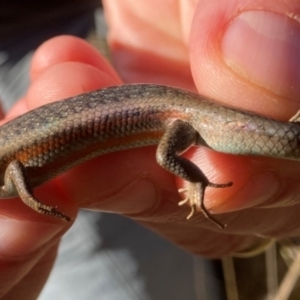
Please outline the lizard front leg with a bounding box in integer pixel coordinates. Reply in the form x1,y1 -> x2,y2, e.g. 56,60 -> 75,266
0,160 -> 70,221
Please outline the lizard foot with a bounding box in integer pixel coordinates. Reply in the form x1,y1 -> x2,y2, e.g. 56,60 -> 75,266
178,181 -> 232,229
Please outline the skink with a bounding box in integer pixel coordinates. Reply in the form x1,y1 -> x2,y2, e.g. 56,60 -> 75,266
1,84 -> 299,229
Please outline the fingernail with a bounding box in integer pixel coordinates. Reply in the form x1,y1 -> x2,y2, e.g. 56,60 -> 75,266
217,172 -> 280,212
0,219 -> 62,257
221,11 -> 300,99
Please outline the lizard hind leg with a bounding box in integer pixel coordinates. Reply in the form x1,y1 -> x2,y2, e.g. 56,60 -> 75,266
156,120 -> 233,229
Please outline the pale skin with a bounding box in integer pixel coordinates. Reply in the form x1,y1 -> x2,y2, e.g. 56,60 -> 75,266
2,0 -> 300,298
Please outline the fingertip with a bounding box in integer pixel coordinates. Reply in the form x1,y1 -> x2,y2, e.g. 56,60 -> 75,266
190,1 -> 300,119
30,35 -> 121,82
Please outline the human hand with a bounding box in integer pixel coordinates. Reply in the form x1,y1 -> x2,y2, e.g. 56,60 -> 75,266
103,0 -> 300,251
2,0 -> 300,297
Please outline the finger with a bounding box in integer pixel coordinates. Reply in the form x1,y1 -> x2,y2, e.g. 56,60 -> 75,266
103,0 -> 196,90
0,218 -> 62,298
190,0 -> 300,119
1,246 -> 58,299
3,35 -> 122,122
30,35 -> 121,82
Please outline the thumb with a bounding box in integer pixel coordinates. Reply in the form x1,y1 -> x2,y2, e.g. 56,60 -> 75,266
190,0 -> 300,120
